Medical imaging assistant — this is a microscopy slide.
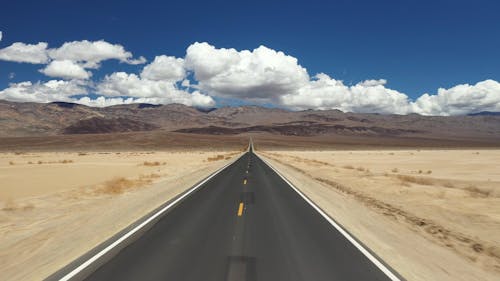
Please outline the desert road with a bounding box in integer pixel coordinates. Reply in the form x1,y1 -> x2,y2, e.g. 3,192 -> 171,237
55,146 -> 401,281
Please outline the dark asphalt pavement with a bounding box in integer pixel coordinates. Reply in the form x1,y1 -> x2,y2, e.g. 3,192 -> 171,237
84,148 -> 394,281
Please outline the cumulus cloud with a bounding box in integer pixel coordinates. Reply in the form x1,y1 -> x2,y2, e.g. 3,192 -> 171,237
140,55 -> 185,81
48,40 -> 146,69
97,72 -> 214,107
1,40 -> 499,114
0,42 -> 49,64
185,42 -> 309,102
39,60 -> 92,80
281,73 -> 411,114
0,39 -> 145,80
412,80 -> 500,116
0,80 -> 87,103
0,31 -> 2,41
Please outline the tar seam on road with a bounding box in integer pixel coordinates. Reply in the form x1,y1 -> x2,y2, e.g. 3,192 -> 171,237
255,153 -> 404,281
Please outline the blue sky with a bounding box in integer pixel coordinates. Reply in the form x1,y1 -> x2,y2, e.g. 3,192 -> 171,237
1,0 -> 499,115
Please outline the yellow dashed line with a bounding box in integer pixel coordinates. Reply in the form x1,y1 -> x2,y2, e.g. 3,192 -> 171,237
237,202 -> 244,216
243,179 -> 247,185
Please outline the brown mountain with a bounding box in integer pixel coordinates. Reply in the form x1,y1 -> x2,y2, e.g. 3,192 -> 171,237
1,100 -> 500,145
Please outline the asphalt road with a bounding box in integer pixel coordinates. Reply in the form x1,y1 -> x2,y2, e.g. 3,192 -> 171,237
84,148 -> 395,281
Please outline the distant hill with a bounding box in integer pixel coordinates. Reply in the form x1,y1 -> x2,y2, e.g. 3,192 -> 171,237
1,100 -> 500,142
468,111 -> 500,116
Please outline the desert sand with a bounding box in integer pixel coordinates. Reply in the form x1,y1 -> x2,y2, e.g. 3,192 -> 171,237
0,150 -> 241,280
259,149 -> 500,281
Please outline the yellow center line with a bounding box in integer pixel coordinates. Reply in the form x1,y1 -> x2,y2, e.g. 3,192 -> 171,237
243,179 -> 247,185
237,202 -> 244,216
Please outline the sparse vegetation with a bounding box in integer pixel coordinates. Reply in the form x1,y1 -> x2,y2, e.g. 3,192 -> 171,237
8,161 -> 14,165
2,199 -> 34,211
465,185 -> 492,197
143,161 -> 162,166
396,175 -> 434,186
343,165 -> 355,169
207,154 -> 226,162
96,173 -> 161,195
391,168 -> 399,173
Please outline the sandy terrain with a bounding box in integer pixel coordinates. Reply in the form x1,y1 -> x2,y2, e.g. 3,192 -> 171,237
0,150 -> 242,280
258,149 -> 500,281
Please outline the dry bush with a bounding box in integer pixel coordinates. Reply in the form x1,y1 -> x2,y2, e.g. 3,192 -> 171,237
443,182 -> 455,188
356,167 -> 366,172
60,159 -> 74,164
28,161 -> 33,164
207,155 -> 225,162
465,185 -> 492,197
38,161 -> 43,164
391,168 -> 399,173
426,170 -> 432,174
2,199 -> 34,211
97,174 -> 161,195
78,152 -> 88,156
418,170 -> 423,174
396,175 -> 435,186
143,161 -> 161,166
343,165 -> 354,169
99,177 -> 136,195
8,161 -> 15,165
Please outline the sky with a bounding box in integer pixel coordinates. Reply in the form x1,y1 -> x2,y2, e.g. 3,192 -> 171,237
0,0 -> 499,115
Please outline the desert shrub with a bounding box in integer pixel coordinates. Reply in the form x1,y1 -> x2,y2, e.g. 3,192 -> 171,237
207,155 -> 225,162
396,175 -> 434,186
391,168 -> 399,173
343,165 -> 354,169
465,185 -> 491,197
143,161 -> 161,166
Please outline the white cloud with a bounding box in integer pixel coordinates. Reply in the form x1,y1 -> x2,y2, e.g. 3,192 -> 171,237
358,79 -> 387,87
48,40 -> 145,68
140,55 -> 185,81
0,42 -> 49,64
0,31 -> 2,41
411,80 -> 500,116
280,73 -> 411,114
39,60 -> 92,80
1,40 -> 499,114
0,80 -> 87,103
97,72 -> 214,107
185,42 -> 309,102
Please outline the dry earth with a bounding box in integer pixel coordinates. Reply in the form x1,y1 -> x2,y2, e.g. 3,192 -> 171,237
258,149 -> 500,281
0,150 -> 242,281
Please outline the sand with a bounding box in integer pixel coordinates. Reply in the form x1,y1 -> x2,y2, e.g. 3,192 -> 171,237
258,149 -> 500,281
0,150 -> 241,281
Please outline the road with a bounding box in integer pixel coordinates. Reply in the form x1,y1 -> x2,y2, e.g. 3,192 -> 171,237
82,147 -> 398,281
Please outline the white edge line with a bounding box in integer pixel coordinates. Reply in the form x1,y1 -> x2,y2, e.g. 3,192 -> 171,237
256,153 -> 402,281
59,152 -> 246,281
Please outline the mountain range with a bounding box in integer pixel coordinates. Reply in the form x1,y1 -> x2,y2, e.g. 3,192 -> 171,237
1,100 -> 499,145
